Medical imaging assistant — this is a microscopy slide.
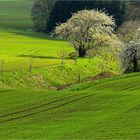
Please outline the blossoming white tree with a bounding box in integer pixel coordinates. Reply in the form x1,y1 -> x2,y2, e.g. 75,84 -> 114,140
54,10 -> 118,57
122,40 -> 140,72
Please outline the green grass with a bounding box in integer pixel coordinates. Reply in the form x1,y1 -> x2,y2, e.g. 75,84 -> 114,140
0,0 -> 34,30
0,59 -> 118,89
0,73 -> 140,139
0,29 -> 119,89
0,30 -> 73,71
0,0 -> 120,89
0,1 -> 139,139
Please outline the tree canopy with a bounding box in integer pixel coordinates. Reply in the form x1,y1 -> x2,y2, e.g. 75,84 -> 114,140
124,0 -> 140,21
31,0 -> 55,32
54,10 -> 119,57
122,39 -> 140,72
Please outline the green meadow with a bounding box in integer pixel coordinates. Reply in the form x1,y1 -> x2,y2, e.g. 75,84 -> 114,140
0,0 -> 34,30
0,73 -> 140,139
0,30 -> 73,71
0,0 -> 140,139
0,29 -> 119,89
0,0 -> 119,89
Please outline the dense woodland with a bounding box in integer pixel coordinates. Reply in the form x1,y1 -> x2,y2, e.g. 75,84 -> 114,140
32,0 -> 125,32
32,0 -> 139,32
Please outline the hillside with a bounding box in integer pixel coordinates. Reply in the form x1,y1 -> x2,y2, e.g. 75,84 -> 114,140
0,29 -> 119,89
0,1 -> 119,89
0,0 -> 119,90
0,1 -> 140,139
0,73 -> 140,139
0,0 -> 34,30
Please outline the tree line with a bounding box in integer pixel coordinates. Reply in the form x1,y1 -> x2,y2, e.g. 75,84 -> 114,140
32,0 -> 126,32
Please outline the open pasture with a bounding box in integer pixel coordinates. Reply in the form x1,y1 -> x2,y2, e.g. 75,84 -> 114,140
0,73 -> 140,139
0,0 -> 34,30
0,30 -> 74,71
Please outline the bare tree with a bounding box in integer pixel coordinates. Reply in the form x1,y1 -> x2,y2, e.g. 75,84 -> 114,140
29,54 -> 33,72
28,49 -> 40,72
59,49 -> 67,66
1,60 -> 4,75
69,51 -> 78,65
77,73 -> 81,83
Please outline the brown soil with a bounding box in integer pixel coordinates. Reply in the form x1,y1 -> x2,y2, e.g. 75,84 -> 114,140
84,72 -> 117,81
57,72 -> 117,90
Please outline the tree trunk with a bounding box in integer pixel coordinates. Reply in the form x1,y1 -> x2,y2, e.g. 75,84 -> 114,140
133,56 -> 138,72
78,46 -> 86,57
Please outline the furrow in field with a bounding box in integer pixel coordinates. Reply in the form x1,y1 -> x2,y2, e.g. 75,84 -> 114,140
0,93 -> 82,118
0,94 -> 92,124
118,84 -> 140,92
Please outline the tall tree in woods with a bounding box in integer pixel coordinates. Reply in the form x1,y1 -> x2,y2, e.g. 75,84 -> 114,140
124,0 -> 140,21
31,0 -> 56,32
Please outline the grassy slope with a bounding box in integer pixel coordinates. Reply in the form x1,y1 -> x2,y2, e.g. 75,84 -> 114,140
0,0 -> 120,89
0,0 -> 34,30
0,1 -> 140,139
0,30 -> 119,89
0,30 -> 73,71
0,73 -> 140,139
